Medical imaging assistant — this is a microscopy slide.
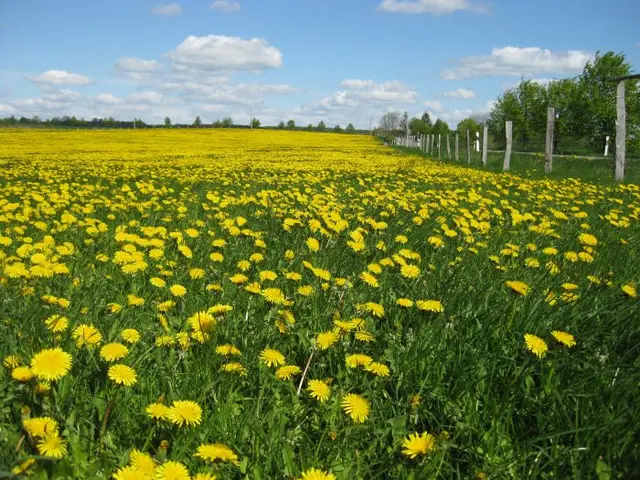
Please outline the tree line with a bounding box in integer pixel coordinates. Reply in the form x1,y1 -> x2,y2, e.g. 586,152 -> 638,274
0,114 -> 360,133
377,51 -> 639,155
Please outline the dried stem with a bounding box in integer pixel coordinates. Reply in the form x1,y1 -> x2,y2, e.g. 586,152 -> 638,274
297,347 -> 316,396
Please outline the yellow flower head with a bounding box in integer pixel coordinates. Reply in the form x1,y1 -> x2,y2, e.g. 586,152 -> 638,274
168,400 -> 202,427
402,432 -> 436,458
524,334 -> 548,358
275,365 -> 301,380
551,330 -> 576,347
108,364 -> 137,386
195,443 -> 240,465
506,280 -> 529,296
307,379 -> 331,402
260,348 -> 286,367
30,348 -> 72,381
99,343 -> 129,362
299,468 -> 336,480
341,393 -> 370,423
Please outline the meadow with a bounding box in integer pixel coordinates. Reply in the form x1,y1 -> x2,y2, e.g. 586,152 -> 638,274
0,129 -> 638,479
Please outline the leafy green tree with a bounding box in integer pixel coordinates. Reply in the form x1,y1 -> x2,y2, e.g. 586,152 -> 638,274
306,124 -> 313,131
420,112 -> 433,129
334,124 -> 343,133
287,119 -> 296,130
456,117 -> 482,135
346,123 -> 356,133
409,117 -> 429,136
317,121 -> 326,132
221,117 -> 233,128
574,51 -> 640,153
193,116 -> 202,127
399,111 -> 409,133
212,120 -> 222,128
251,118 -> 261,129
164,117 -> 172,128
278,121 -> 285,129
432,119 -> 450,136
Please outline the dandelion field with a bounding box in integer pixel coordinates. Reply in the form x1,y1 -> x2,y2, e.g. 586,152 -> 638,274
0,129 -> 639,479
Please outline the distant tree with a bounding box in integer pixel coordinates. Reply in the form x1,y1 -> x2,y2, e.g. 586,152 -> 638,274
306,124 -> 313,131
287,119 -> 296,130
346,123 -> 356,133
251,118 -> 261,129
317,121 -> 326,132
193,116 -> 202,127
574,51 -> 640,153
221,117 -> 233,127
432,119 -> 450,136
212,120 -> 222,128
31,115 -> 41,124
378,111 -> 402,133
278,121 -> 285,129
409,117 -> 429,136
400,111 -> 409,134
420,112 -> 433,129
165,117 -> 172,128
334,124 -> 343,133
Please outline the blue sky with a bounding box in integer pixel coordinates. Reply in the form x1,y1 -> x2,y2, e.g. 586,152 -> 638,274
0,0 -> 638,127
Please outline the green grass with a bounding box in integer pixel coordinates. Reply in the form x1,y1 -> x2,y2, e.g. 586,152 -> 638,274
394,146 -> 640,185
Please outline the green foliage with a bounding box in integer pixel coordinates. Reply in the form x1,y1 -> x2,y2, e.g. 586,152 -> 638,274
456,117 -> 483,135
431,119 -> 450,136
251,118 -> 261,129
164,117 -> 172,128
346,123 -> 356,134
317,121 -> 326,132
221,117 -> 233,128
287,119 -> 296,130
421,112 -> 433,128
334,124 -> 343,133
278,121 -> 285,130
193,116 -> 202,127
409,118 -> 429,136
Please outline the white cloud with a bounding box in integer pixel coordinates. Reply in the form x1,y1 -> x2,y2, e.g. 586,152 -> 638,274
442,47 -> 594,79
423,100 -> 443,112
116,57 -> 162,72
166,35 -> 283,71
210,0 -> 240,12
0,104 -> 16,115
96,93 -> 124,105
443,88 -> 476,99
425,100 -> 494,128
378,0 -> 487,15
340,79 -> 418,103
28,70 -> 92,85
128,91 -> 168,105
152,3 -> 182,16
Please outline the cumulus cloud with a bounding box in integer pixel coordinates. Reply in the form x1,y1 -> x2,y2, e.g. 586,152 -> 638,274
95,93 -> 124,105
166,35 -> 283,72
442,47 -> 594,79
378,0 -> 487,15
443,88 -> 476,99
340,79 -> 418,103
28,70 -> 92,85
425,101 -> 494,128
116,57 -> 162,72
151,3 -> 182,16
210,0 -> 240,12
423,100 -> 443,112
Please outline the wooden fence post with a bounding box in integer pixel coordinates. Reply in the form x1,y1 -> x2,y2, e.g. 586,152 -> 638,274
545,107 -> 555,174
446,134 -> 451,159
504,120 -> 512,171
481,126 -> 488,166
455,133 -> 459,161
466,130 -> 471,163
615,80 -> 626,182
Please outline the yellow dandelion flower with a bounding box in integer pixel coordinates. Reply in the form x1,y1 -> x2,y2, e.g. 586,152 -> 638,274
112,466 -> 140,480
4,355 -> 20,369
578,233 -> 597,246
121,328 -> 141,344
306,238 -> 320,252
397,298 -> 414,307
524,334 -> 548,358
364,362 -> 390,377
222,362 -> 247,376
416,299 -> 444,313
12,366 -> 34,382
400,264 -> 420,279
345,354 -> 373,368
147,402 -> 172,420
355,331 -> 375,342
151,277 -> 167,288
169,284 -> 187,297
359,271 -> 379,288
622,284 -> 637,298
341,393 -> 370,423
72,324 -> 103,347
190,268 -> 205,279
168,400 -> 202,427
30,348 -> 72,381
216,344 -> 241,356
37,434 -> 67,458
99,343 -> 129,362
130,449 -> 156,476
506,281 -> 529,296
299,468 -> 336,480
261,288 -> 287,305
307,379 -> 331,402
315,331 -> 339,350
260,348 -> 286,367
195,443 -> 240,465
402,432 -> 436,458
44,314 -> 69,333
362,302 -> 384,317
275,365 -> 301,380
108,364 -> 137,386
188,311 -> 216,333
551,330 -> 576,347
23,417 -> 59,438
154,461 -> 190,480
